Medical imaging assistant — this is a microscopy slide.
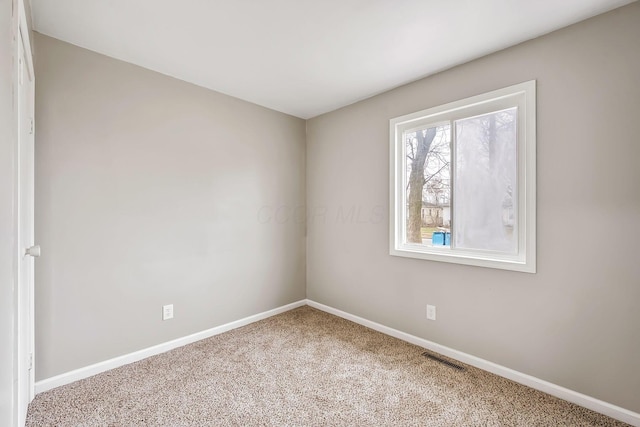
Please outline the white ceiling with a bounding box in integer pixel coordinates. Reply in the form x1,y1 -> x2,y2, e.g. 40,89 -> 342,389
32,0 -> 634,119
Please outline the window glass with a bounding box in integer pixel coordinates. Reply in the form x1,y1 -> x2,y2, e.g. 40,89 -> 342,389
389,81 -> 535,272
453,108 -> 517,253
404,124 -> 450,246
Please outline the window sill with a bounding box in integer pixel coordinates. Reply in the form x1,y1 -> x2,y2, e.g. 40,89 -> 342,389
390,245 -> 535,273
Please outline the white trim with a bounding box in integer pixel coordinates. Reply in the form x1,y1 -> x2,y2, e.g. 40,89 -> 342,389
15,3 -> 36,427
389,81 -> 536,273
307,300 -> 640,427
18,1 -> 33,80
35,300 -> 307,394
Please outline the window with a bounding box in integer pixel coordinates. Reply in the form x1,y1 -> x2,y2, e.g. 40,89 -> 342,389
390,81 -> 536,273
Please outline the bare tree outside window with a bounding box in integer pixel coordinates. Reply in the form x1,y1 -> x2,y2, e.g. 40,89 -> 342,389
405,125 -> 450,244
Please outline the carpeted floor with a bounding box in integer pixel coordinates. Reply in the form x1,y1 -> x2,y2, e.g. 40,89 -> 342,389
27,306 -> 629,426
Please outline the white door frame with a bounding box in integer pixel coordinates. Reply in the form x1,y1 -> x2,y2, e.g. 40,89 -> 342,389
14,1 -> 35,425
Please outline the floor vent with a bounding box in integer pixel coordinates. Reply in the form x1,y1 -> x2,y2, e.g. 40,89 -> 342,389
422,351 -> 466,371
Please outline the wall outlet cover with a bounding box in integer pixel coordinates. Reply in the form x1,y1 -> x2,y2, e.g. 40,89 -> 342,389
426,304 -> 436,321
162,304 -> 174,321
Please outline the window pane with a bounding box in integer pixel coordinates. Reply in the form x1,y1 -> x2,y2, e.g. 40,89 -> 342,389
453,108 -> 517,253
404,124 -> 450,246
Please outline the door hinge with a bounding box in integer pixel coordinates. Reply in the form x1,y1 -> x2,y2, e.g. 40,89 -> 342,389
28,353 -> 33,370
29,118 -> 34,135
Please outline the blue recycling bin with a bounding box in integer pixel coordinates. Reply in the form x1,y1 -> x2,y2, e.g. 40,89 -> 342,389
432,232 -> 445,245
432,231 -> 451,246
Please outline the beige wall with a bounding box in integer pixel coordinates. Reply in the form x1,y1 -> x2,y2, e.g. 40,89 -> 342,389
0,1 -> 15,423
34,34 -> 306,379
307,3 -> 640,413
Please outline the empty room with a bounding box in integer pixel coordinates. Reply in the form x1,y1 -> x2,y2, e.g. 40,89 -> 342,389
2,0 -> 639,425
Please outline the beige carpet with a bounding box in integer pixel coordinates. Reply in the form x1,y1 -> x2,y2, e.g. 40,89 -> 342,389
27,306 -> 628,426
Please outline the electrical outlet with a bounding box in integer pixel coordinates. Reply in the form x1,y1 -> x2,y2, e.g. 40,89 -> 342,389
162,304 -> 174,321
426,304 -> 436,321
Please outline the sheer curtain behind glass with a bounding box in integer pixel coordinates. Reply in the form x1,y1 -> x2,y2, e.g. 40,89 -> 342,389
453,108 -> 517,253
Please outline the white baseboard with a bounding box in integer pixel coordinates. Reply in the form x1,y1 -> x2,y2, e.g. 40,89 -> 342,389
35,300 -> 307,394
307,300 -> 640,427
35,298 -> 639,426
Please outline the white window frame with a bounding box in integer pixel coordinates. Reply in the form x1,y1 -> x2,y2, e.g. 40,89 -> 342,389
389,81 -> 536,273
